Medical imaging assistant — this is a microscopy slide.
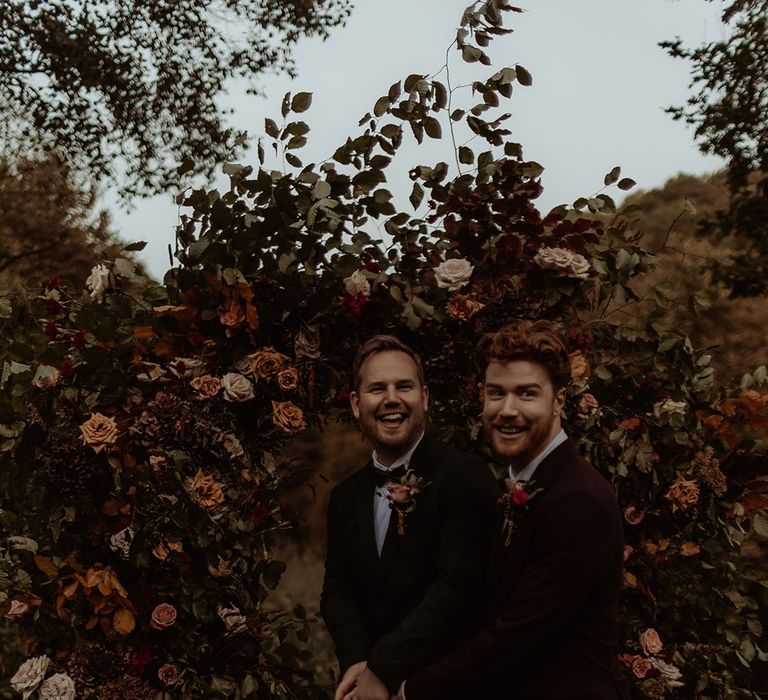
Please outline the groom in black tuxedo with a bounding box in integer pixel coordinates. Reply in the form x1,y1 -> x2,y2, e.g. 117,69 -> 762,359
320,335 -> 499,700
401,320 -> 629,700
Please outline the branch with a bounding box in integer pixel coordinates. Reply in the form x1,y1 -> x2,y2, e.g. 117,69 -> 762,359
0,241 -> 60,273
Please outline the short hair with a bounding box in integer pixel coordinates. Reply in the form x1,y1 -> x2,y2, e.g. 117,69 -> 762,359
475,319 -> 571,390
352,335 -> 425,390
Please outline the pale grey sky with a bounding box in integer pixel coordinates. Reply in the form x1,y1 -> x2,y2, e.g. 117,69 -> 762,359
109,0 -> 726,280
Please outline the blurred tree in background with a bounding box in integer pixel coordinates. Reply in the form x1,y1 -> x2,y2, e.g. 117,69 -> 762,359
662,0 -> 768,296
0,0 -> 351,198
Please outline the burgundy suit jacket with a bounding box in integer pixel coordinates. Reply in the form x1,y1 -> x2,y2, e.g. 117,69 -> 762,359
405,439 -> 630,700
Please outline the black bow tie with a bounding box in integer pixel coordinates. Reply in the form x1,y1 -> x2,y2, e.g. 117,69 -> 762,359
370,464 -> 407,487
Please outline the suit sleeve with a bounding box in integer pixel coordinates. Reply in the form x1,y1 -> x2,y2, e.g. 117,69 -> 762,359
403,491 -> 619,700
366,459 -> 500,692
320,486 -> 370,673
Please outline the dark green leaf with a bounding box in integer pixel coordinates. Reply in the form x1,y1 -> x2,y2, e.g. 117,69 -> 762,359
618,178 -> 637,190
291,92 -> 313,113
515,64 -> 533,86
265,118 -> 280,138
604,166 -> 621,186
122,241 -> 147,252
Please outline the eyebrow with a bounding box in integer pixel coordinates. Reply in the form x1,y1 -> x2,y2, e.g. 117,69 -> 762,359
485,382 -> 542,390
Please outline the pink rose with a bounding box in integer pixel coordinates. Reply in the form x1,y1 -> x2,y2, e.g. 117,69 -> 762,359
190,374 -> 221,399
631,655 -> 653,679
158,663 -> 179,686
639,627 -> 663,655
623,505 -> 645,525
150,603 -> 177,630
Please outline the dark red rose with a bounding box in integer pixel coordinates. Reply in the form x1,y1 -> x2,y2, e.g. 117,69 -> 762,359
127,645 -> 153,675
251,504 -> 270,525
60,361 -> 75,376
71,329 -> 88,350
44,321 -> 59,340
511,490 -> 529,506
44,277 -> 61,291
45,298 -> 63,314
341,292 -> 367,316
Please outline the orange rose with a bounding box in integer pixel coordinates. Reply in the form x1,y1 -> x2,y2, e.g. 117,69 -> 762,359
187,469 -> 225,509
623,570 -> 638,589
569,351 -> 590,381
639,628 -> 663,655
79,412 -> 118,453
248,347 -> 289,380
680,541 -> 701,557
446,294 -> 485,322
150,603 -> 177,630
665,476 -> 700,513
271,401 -> 306,433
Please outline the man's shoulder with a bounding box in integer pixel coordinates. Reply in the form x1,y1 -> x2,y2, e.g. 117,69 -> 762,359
329,462 -> 370,500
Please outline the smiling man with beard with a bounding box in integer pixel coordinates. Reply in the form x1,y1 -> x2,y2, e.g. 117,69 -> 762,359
400,320 -> 629,700
321,335 -> 499,700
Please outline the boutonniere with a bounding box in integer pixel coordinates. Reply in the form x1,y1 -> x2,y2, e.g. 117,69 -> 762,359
498,479 -> 543,547
386,469 -> 431,535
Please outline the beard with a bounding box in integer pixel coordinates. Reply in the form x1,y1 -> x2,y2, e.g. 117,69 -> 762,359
483,411 -> 558,471
358,410 -> 426,463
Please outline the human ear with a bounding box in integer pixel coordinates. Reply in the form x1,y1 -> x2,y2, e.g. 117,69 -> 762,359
350,391 -> 360,419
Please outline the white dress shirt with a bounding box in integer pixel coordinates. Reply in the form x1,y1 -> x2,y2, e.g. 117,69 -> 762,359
372,432 -> 425,555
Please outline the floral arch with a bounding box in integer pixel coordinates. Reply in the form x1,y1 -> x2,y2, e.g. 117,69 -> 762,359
1,4 -> 766,698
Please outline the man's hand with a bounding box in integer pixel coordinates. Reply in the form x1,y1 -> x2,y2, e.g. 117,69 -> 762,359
343,667 -> 389,700
335,661 -> 367,700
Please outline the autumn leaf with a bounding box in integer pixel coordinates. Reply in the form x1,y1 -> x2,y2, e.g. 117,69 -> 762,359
114,607 -> 136,635
34,555 -> 59,578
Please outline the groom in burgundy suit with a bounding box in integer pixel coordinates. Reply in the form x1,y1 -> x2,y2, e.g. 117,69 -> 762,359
400,320 -> 629,700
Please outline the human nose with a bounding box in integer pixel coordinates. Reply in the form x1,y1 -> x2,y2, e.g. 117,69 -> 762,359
499,393 -> 519,417
384,385 -> 400,404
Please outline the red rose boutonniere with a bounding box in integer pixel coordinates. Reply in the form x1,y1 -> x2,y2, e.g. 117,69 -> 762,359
498,479 -> 543,547
387,470 -> 431,535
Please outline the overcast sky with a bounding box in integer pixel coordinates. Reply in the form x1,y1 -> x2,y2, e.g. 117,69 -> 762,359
109,0 -> 727,280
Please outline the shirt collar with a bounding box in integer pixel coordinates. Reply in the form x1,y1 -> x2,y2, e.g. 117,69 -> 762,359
372,431 -> 425,472
507,429 -> 567,483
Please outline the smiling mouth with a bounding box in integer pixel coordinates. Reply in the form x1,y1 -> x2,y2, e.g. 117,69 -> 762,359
378,412 -> 406,427
495,425 -> 527,436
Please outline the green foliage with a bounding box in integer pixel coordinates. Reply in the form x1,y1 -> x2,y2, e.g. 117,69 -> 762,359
0,2 -> 766,698
0,0 -> 351,197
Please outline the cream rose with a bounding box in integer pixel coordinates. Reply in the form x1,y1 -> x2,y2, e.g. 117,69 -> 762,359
271,400 -> 306,433
10,655 -> 50,698
651,658 -> 684,688
79,412 -> 118,454
653,399 -> 687,418
639,628 -> 663,655
85,263 -> 111,302
109,527 -> 135,559
343,270 -> 371,297
433,258 -> 474,291
533,246 -> 590,279
295,324 -> 321,360
218,605 -> 248,634
39,672 -> 76,700
150,603 -> 177,630
221,372 -> 254,402
221,432 -> 245,459
33,365 -> 61,390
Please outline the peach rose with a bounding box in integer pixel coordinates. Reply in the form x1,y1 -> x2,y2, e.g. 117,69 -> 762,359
623,545 -> 634,562
577,393 -> 599,416
4,600 -> 30,620
665,476 -> 700,513
631,655 -> 653,679
187,469 -> 225,509
680,541 -> 701,557
639,627 -> 663,655
79,412 -> 118,453
248,347 -> 289,380
569,351 -> 590,381
387,484 -> 412,504
190,374 -> 221,399
446,294 -> 485,322
271,400 -> 306,433
150,603 -> 177,630
623,570 -> 638,589
158,663 -> 179,686
623,505 -> 645,525
152,543 -> 169,561
277,367 -> 300,391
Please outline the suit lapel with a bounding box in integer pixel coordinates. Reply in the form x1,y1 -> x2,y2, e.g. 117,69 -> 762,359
353,461 -> 381,575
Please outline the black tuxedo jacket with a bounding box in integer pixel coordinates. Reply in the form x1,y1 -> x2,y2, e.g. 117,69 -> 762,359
320,434 -> 499,693
405,438 -> 630,700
